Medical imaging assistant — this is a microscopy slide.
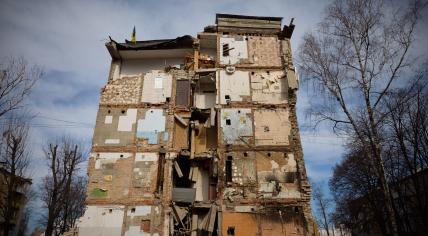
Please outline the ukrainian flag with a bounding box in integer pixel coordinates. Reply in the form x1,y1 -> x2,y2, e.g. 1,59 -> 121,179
131,26 -> 136,43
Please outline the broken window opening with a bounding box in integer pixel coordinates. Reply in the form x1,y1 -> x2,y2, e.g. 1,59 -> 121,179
176,79 -> 190,106
227,226 -> 235,235
285,172 -> 296,183
223,44 -> 230,56
226,119 -> 231,126
156,152 -> 166,193
141,219 -> 151,232
243,152 -> 248,157
194,72 -> 216,109
222,44 -> 235,57
173,156 -> 192,188
226,156 -> 233,183
225,95 -> 231,105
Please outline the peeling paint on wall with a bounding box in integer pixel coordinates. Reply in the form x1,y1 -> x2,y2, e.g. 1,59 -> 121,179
254,109 -> 291,146
251,71 -> 288,104
77,206 -> 125,236
94,152 -> 133,169
133,153 -> 158,190
141,70 -> 172,104
219,70 -> 251,104
256,152 -> 300,199
93,108 -> 137,146
137,109 -> 167,144
123,205 -> 161,236
105,115 -> 113,124
247,36 -> 282,67
220,109 -> 253,145
219,36 -> 249,65
118,109 -> 137,132
105,139 -> 120,144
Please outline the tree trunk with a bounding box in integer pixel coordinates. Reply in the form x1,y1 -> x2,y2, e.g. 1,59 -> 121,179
373,142 -> 399,236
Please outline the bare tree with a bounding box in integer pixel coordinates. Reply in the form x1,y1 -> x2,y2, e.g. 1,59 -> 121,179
329,74 -> 428,234
40,137 -> 86,236
330,146 -> 388,235
312,182 -> 334,236
54,176 -> 87,234
0,58 -> 42,118
0,118 -> 32,236
298,0 -> 426,235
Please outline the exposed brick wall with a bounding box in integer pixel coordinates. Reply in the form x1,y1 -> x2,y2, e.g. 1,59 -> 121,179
100,76 -> 142,105
247,36 -> 282,67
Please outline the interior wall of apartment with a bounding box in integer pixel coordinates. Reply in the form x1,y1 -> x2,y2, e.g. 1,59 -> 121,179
123,205 -> 161,236
77,206 -> 125,236
219,70 -> 251,104
131,153 -> 159,195
194,72 -> 216,109
221,212 -> 259,235
121,58 -> 184,76
93,108 -> 137,146
141,70 -> 172,104
219,35 -> 249,65
220,108 -> 253,145
254,108 -> 291,146
87,152 -> 134,201
256,152 -> 300,199
247,36 -> 282,67
136,109 -> 168,145
251,71 -> 288,104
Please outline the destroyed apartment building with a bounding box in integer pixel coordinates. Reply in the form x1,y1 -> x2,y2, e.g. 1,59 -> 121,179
74,14 -> 314,236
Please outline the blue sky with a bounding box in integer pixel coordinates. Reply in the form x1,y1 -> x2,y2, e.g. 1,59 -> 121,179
1,0 -> 427,231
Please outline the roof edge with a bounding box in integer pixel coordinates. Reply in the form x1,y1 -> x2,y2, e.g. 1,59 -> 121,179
216,13 -> 283,23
